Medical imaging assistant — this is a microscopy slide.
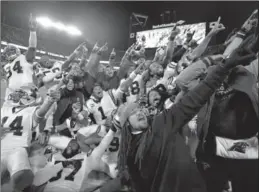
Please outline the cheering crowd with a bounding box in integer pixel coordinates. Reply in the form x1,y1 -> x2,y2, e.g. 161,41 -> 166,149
1,9 -> 258,192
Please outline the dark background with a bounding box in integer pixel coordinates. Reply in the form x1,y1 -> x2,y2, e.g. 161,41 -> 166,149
1,1 -> 258,56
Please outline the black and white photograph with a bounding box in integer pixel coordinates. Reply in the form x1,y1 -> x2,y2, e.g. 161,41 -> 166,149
0,1 -> 258,192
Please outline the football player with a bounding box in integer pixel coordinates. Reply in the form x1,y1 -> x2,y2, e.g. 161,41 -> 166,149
36,43 -> 88,91
1,83 -> 61,192
120,59 -> 147,104
86,63 -> 144,125
77,124 -> 120,178
2,14 -> 37,105
29,124 -> 117,192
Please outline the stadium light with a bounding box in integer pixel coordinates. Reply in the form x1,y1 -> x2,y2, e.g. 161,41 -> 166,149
54,22 -> 66,31
36,17 -> 53,28
66,25 -> 82,36
36,16 -> 82,36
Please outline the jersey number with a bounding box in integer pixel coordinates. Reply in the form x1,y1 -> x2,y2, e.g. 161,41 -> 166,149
49,160 -> 82,182
6,61 -> 23,79
98,107 -> 107,120
43,70 -> 51,76
43,68 -> 62,79
131,81 -> 140,95
2,116 -> 24,136
108,137 -> 119,152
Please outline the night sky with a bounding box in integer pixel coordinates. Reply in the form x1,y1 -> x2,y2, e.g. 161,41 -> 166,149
1,1 -> 257,55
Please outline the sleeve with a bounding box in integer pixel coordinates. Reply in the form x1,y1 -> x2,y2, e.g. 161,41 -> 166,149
111,88 -> 124,103
91,129 -> 116,158
172,45 -> 187,63
117,57 -> 135,80
162,64 -> 229,133
25,47 -> 36,63
175,59 -> 209,91
85,53 -> 102,78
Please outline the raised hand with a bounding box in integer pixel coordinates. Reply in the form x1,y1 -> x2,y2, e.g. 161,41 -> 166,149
75,42 -> 88,54
92,42 -> 100,53
241,9 -> 258,33
209,17 -> 225,35
82,45 -> 88,55
98,42 -> 108,54
186,30 -> 195,43
134,62 -> 145,75
48,88 -> 61,102
136,57 -> 146,66
110,48 -> 116,57
125,43 -> 135,56
169,27 -> 180,41
38,131 -> 50,146
29,13 -> 37,31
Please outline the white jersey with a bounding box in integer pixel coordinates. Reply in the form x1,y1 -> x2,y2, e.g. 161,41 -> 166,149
1,106 -> 37,152
4,55 -> 34,101
78,124 -> 120,168
86,90 -> 119,125
146,64 -> 176,94
37,61 -> 63,89
123,74 -> 142,103
32,151 -> 85,192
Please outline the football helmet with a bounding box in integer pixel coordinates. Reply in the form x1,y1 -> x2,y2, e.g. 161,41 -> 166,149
8,84 -> 41,106
38,56 -> 54,69
3,44 -> 21,61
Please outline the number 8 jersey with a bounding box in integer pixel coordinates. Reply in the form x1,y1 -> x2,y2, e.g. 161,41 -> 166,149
1,106 -> 37,153
122,74 -> 142,103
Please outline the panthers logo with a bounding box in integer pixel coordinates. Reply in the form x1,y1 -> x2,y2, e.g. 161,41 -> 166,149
228,142 -> 249,154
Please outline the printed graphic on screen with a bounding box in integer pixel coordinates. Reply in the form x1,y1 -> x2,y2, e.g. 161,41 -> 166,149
136,22 -> 206,48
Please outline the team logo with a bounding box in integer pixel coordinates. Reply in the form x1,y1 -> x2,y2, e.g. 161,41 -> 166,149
228,142 -> 249,154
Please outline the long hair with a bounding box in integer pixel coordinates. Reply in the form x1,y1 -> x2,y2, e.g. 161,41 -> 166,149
118,119 -> 151,181
118,121 -> 133,181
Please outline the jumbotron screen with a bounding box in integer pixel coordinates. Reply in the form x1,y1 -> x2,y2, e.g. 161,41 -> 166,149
136,22 -> 206,48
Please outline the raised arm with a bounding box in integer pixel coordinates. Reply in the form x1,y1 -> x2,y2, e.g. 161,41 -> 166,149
188,17 -> 225,61
163,48 -> 256,133
161,28 -> 180,68
79,127 -> 117,192
33,81 -> 62,130
79,46 -> 88,69
61,43 -> 85,71
25,14 -> 37,63
118,62 -> 145,93
175,55 -> 223,91
223,9 -> 258,57
117,44 -> 136,80
85,42 -> 108,78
